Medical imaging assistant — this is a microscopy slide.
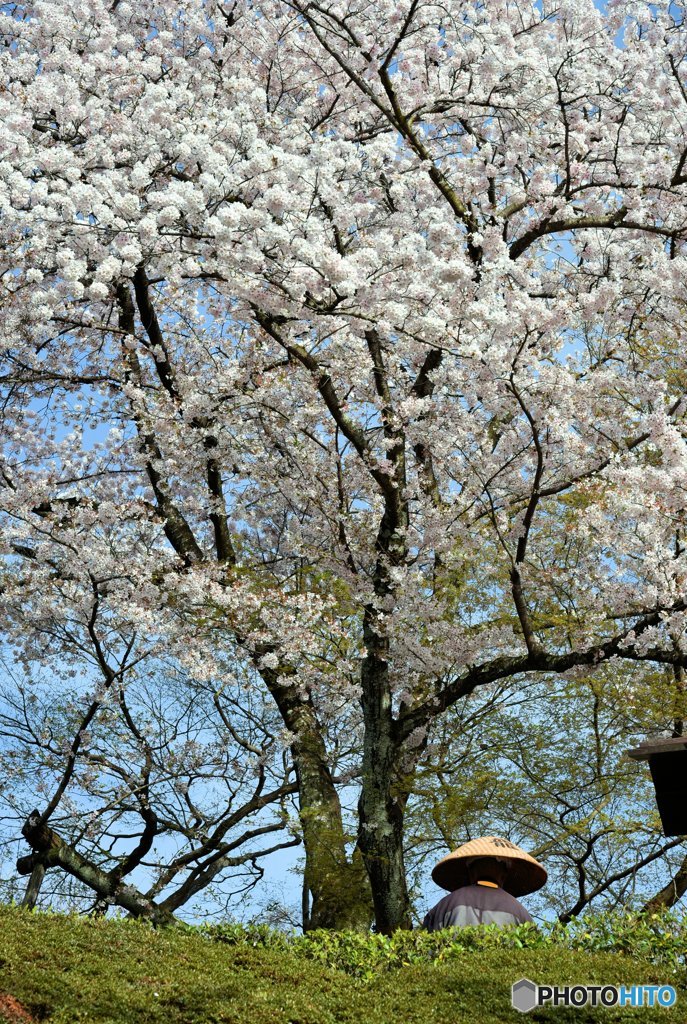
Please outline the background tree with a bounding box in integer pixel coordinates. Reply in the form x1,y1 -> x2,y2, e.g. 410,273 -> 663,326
0,639 -> 301,923
405,664 -> 687,925
2,0 -> 687,932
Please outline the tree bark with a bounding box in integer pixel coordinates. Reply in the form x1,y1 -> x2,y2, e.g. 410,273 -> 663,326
21,861 -> 46,910
642,853 -> 687,914
357,740 -> 411,933
267,678 -> 373,931
356,610 -> 413,934
17,811 -> 175,926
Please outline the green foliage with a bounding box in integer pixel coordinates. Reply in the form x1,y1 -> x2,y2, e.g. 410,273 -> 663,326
203,908 -> 687,980
0,905 -> 685,1023
405,664 -> 681,921
553,910 -> 687,972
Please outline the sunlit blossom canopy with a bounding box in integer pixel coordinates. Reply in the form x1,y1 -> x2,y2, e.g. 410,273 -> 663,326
2,0 -> 687,933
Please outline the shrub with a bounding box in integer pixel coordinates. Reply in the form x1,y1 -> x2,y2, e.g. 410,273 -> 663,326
202,907 -> 687,980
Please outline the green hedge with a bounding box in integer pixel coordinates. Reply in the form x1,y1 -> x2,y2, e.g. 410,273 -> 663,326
0,905 -> 685,1023
201,908 -> 687,980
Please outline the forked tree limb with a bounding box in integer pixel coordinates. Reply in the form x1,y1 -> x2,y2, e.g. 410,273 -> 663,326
16,810 -> 175,925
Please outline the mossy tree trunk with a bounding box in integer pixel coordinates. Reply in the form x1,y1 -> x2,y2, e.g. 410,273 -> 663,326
267,673 -> 374,931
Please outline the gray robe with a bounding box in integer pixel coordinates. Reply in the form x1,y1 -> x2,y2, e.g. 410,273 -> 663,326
422,882 -> 533,931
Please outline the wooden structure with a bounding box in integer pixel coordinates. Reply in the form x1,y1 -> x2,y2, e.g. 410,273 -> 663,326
627,736 -> 687,836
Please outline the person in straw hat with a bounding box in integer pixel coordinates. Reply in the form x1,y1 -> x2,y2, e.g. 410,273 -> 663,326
422,836 -> 546,931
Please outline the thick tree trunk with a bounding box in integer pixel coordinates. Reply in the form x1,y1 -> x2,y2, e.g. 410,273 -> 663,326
356,611 -> 412,934
267,677 -> 373,931
17,811 -> 175,926
357,745 -> 411,933
296,730 -> 373,931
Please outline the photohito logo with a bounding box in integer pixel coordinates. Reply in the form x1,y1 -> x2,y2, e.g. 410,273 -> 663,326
511,978 -> 677,1013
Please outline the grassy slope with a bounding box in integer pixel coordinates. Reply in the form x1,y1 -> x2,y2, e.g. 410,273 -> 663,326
0,907 -> 685,1024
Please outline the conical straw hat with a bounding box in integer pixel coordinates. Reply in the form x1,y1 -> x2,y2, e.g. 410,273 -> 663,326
431,836 -> 547,897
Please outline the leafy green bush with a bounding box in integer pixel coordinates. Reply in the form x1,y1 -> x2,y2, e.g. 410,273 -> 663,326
203,908 -> 687,980
1,905 -> 685,1023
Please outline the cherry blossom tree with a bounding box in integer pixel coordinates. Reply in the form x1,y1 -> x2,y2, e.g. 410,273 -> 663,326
2,0 -> 687,932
